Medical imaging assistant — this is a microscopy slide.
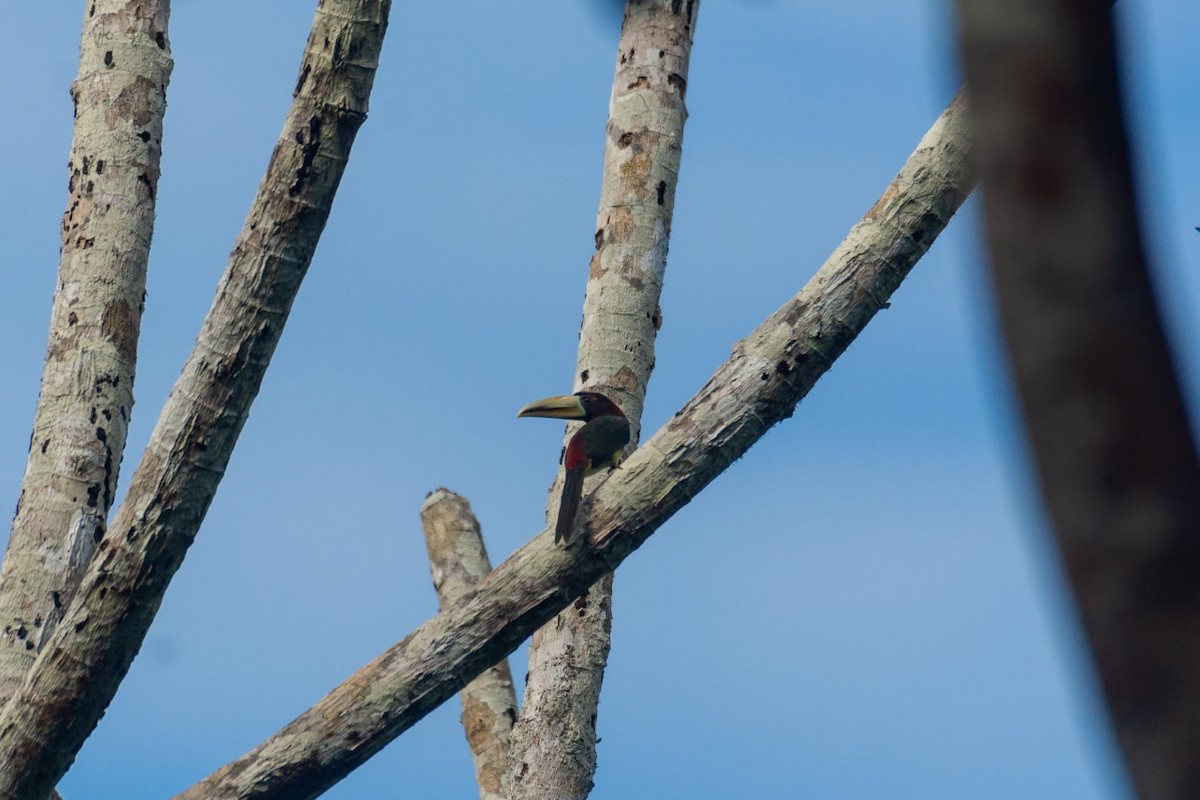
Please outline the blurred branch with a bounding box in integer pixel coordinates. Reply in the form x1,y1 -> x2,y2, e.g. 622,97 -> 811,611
955,2 -> 1200,798
421,489 -> 517,800
176,91 -> 974,800
508,1 -> 700,796
0,2 -> 392,796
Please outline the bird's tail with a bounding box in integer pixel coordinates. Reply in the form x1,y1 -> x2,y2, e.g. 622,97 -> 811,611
555,467 -> 585,543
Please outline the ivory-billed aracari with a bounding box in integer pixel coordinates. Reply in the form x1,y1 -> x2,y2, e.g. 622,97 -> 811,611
518,392 -> 630,543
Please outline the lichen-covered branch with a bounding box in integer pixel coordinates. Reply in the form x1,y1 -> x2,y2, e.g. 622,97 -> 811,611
177,92 -> 973,800
0,0 -> 171,708
956,3 -> 1200,798
0,2 -> 391,796
507,2 -> 699,797
421,489 -> 518,800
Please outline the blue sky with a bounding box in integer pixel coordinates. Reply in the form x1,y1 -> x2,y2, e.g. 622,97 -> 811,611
1,1 -> 1196,798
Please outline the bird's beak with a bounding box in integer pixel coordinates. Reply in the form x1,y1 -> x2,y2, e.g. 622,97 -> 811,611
517,394 -> 587,420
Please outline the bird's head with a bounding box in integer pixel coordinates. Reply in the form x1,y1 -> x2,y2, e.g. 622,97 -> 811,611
517,391 -> 625,422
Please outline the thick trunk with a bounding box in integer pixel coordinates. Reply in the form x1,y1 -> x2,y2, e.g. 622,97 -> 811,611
0,2 -> 391,796
178,93 -> 973,800
505,3 -> 700,796
0,0 -> 171,708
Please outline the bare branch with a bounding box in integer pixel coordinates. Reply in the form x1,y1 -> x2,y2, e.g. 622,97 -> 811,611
955,2 -> 1200,797
0,2 -> 392,795
177,91 -> 973,800
421,489 -> 517,800
0,0 -> 171,706
508,1 -> 699,796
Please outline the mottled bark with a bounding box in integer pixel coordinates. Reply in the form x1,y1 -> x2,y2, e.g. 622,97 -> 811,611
421,489 -> 518,800
956,3 -> 1200,797
507,2 -> 699,797
178,93 -> 973,800
0,2 -> 391,796
0,0 -> 171,708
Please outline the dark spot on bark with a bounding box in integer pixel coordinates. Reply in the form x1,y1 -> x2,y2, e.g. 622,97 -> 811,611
659,50 -> 665,58
590,713 -> 597,729
656,181 -> 666,205
15,626 -> 26,640
102,299 -> 139,361
685,0 -> 695,27
89,3 -> 95,16
104,51 -> 113,68
95,159 -> 104,174
89,407 -> 97,424
505,707 -> 517,725
650,307 -> 662,330
617,132 -> 634,149
346,729 -> 360,742
668,73 -> 687,99
68,312 -> 78,326
138,171 -> 155,199
24,641 -> 33,651
74,618 -> 87,633
574,594 -> 589,613
628,75 -> 650,91
155,31 -> 165,49
119,406 -> 127,421
581,369 -> 590,383
85,180 -> 94,193
294,62 -> 312,95
138,130 -> 151,142
99,587 -> 107,600
102,408 -> 111,420
96,427 -> 107,443
86,485 -> 100,508
52,592 -> 63,610
81,157 -> 90,175
40,439 -> 49,454
519,763 -> 530,780
594,228 -> 604,249
760,372 -> 769,381
775,361 -> 791,376
289,116 -> 323,197
671,0 -> 682,12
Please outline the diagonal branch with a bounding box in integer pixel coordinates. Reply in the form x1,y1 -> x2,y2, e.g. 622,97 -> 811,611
0,1 -> 392,796
955,2 -> 1200,798
177,90 -> 973,800
0,0 -> 172,708
421,489 -> 518,800
507,2 -> 699,796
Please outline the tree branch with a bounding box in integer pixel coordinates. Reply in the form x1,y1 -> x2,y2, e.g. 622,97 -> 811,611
0,0 -> 171,708
177,90 -> 973,800
507,2 -> 699,796
0,2 -> 391,796
955,2 -> 1200,797
421,489 -> 517,800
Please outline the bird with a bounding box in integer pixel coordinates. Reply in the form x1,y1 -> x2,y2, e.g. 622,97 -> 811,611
518,391 -> 631,543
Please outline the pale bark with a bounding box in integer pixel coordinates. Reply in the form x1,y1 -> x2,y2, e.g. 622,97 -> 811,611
956,3 -> 1200,798
421,489 -> 518,800
178,92 -> 973,800
507,2 -> 699,797
0,2 -> 391,796
0,0 -> 171,708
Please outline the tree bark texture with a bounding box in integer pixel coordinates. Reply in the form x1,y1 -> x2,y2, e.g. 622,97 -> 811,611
0,0 -> 172,709
507,2 -> 699,797
421,489 -> 518,800
179,92 -> 973,800
0,2 -> 391,796
955,3 -> 1200,798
